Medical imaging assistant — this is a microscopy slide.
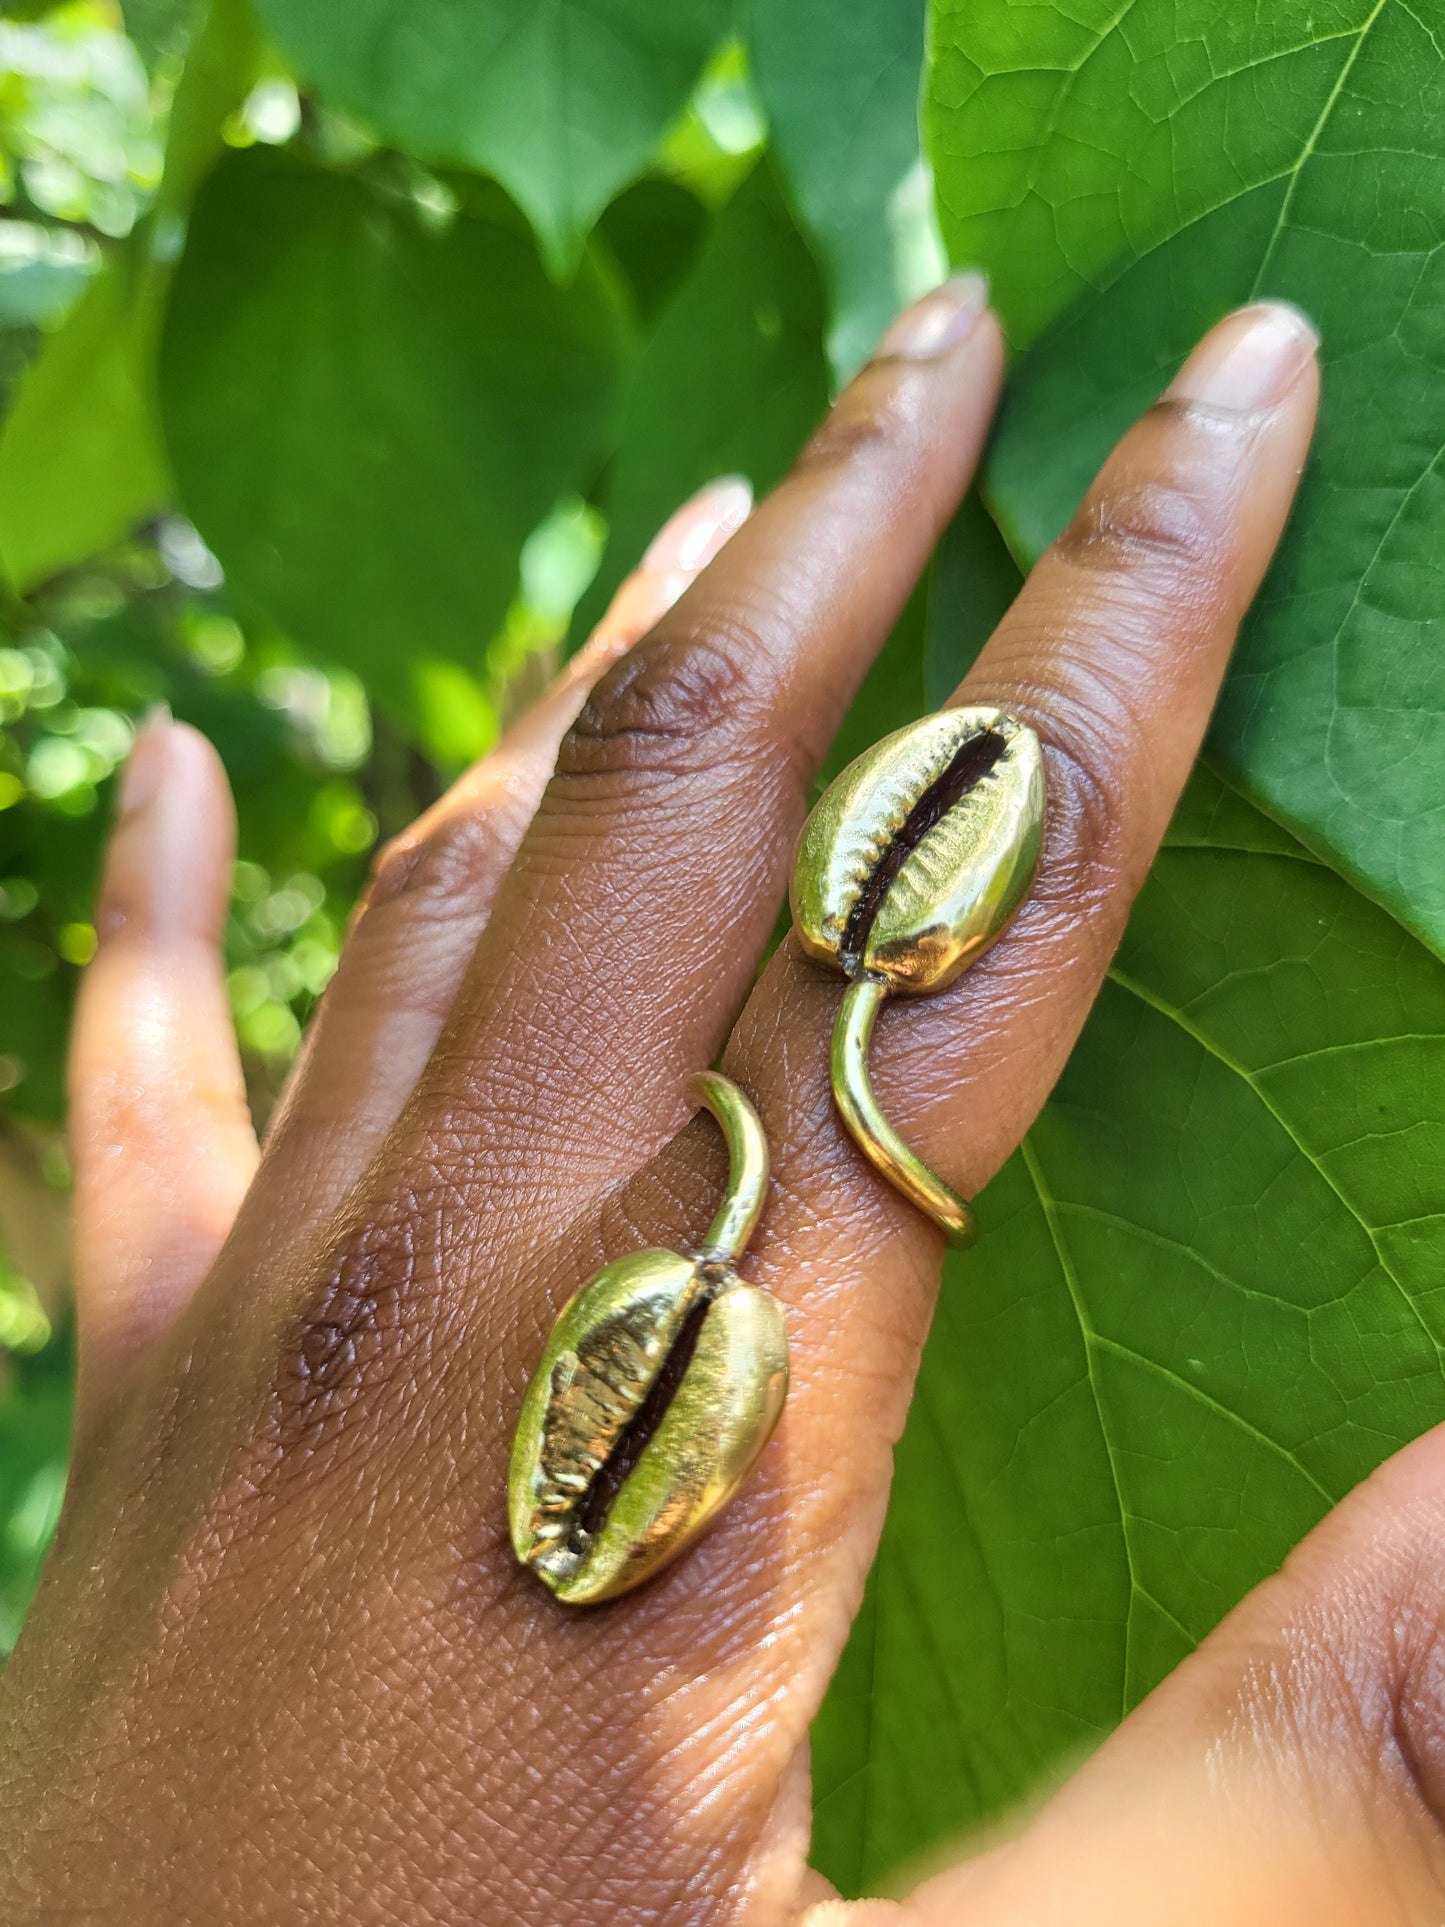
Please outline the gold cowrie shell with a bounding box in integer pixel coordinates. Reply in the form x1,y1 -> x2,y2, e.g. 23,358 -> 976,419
791,706 -> 1044,994
509,1075 -> 786,1606
790,707 -> 1046,1243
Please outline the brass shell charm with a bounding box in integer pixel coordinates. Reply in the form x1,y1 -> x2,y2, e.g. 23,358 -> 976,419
791,706 -> 1045,1244
509,1073 -> 786,1606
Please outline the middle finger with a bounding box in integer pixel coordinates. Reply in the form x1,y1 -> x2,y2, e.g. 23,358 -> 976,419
398,275 -> 1004,1243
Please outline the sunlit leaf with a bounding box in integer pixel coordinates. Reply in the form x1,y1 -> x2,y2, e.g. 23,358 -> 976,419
0,0 -> 263,591
926,0 -> 1378,348
930,0 -> 1445,960
252,0 -> 732,273
0,254 -> 168,591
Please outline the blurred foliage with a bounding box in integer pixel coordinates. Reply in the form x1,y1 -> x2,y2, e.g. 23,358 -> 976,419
0,0 -> 1439,1902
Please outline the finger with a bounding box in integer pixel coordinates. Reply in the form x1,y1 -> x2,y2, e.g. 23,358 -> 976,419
69,715 -> 257,1423
244,477 -> 754,1236
850,299 -> 1326,1206
333,301 -> 1315,1916
395,274 -> 1006,1240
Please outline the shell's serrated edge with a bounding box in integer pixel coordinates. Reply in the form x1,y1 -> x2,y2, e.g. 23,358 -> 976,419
552,1283 -> 789,1605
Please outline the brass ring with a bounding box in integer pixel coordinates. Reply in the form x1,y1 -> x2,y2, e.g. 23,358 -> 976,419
790,706 -> 1045,1245
509,1074 -> 786,1605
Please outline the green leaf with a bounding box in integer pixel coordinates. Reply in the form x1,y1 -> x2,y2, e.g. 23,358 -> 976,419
0,252 -> 169,592
154,0 -> 266,221
121,0 -> 205,72
813,763 -> 1445,1891
749,0 -> 944,380
928,0 -> 1445,961
594,177 -> 709,328
251,0 -> 732,274
570,162 -> 828,644
0,253 -> 92,331
0,0 -> 263,592
925,0 -> 1387,348
0,1334 -> 71,1656
923,488 -> 1021,707
160,147 -> 629,714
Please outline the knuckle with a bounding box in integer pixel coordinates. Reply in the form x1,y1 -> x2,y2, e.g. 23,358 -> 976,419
367,830 -> 426,908
269,1208 -> 421,1458
556,628 -> 770,789
1052,468 -> 1225,586
367,810 -> 500,922
790,372 -> 921,486
1033,720 -> 1132,912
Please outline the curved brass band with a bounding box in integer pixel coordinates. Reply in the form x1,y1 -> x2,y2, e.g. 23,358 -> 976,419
685,1071 -> 770,1264
831,979 -> 977,1248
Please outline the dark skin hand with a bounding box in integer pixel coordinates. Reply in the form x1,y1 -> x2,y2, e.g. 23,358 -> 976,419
6,277 -> 1440,1925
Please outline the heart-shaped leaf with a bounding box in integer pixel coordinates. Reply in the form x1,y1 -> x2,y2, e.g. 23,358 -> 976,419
815,0 -> 1445,1843
251,0 -> 731,273
569,164 -> 829,645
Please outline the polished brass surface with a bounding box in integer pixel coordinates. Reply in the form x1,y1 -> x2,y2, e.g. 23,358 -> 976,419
792,706 -> 1045,1239
509,1075 -> 786,1606
833,978 -> 975,1245
686,1069 -> 769,1262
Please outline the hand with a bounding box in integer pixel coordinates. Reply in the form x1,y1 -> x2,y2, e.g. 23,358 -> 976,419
5,280 -> 1408,1927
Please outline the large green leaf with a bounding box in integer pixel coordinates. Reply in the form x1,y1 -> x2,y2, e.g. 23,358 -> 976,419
926,0 -> 1384,347
160,147 -> 628,714
813,762 -> 1445,1891
570,162 -> 829,643
815,189 -> 1445,1871
749,0 -> 944,380
928,0 -> 1445,962
251,0 -> 731,274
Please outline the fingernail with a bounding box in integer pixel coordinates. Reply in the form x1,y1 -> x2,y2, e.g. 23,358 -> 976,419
642,475 -> 753,575
118,705 -> 173,816
875,272 -> 990,361
1165,301 -> 1319,413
